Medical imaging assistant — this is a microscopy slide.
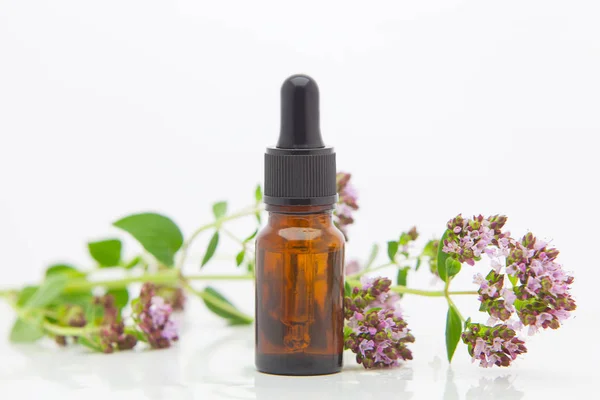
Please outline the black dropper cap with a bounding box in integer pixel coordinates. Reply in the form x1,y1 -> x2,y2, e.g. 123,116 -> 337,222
264,74 -> 337,206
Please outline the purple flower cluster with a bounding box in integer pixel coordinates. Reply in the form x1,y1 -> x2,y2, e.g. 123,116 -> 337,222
345,260 -> 362,276
344,276 -> 414,368
156,284 -> 186,311
462,322 -> 527,368
96,294 -> 138,353
99,321 -> 138,353
133,283 -> 179,349
335,172 -> 359,240
471,232 -> 576,336
474,270 -> 517,322
442,214 -> 509,266
443,214 -> 576,367
506,233 -> 576,335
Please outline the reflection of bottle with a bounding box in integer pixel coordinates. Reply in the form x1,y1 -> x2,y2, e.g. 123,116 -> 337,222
255,75 -> 345,376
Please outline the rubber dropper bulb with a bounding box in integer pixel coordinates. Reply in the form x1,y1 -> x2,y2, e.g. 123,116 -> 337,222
276,74 -> 325,149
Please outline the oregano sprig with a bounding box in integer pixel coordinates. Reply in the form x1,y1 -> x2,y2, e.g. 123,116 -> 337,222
0,174 -> 575,370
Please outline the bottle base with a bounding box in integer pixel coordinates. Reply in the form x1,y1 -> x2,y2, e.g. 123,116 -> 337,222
256,353 -> 342,376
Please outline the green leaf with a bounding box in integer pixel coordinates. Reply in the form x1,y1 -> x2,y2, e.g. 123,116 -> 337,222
446,258 -> 462,279
396,267 -> 409,299
255,185 -> 263,203
10,317 -> 45,343
247,259 -> 255,273
445,304 -> 463,362
514,298 -> 527,312
508,274 -> 518,287
212,201 -> 228,219
399,232 -> 411,246
45,264 -> 85,279
124,327 -> 147,343
423,239 -> 438,258
437,230 -> 451,282
16,286 -> 39,307
365,244 -> 379,269
84,302 -> 105,325
464,317 -> 471,330
344,281 -> 352,297
235,250 -> 245,267
396,267 -> 409,286
415,257 -> 422,271
201,287 -> 252,325
88,239 -> 122,267
343,325 -> 353,340
387,241 -> 399,263
131,298 -> 141,314
25,275 -> 69,309
243,229 -> 258,243
201,232 -> 220,268
123,255 -> 143,270
113,213 -> 183,267
107,288 -> 129,311
55,291 -> 94,308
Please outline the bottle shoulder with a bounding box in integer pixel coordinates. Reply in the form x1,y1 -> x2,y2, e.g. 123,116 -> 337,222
256,222 -> 345,252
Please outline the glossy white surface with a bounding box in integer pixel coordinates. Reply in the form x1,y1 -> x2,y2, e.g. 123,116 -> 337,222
1,289 -> 597,400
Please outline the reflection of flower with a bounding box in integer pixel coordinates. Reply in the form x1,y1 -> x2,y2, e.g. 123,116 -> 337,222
466,377 -> 524,400
133,283 -> 179,349
344,277 -> 414,368
334,172 -> 359,240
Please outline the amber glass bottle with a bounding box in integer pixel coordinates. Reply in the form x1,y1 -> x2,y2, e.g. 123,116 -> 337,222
255,75 -> 345,375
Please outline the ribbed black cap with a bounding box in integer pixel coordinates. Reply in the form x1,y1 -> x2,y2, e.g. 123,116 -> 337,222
264,75 -> 337,206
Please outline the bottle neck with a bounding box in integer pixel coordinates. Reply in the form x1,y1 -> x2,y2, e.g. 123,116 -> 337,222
266,204 -> 334,227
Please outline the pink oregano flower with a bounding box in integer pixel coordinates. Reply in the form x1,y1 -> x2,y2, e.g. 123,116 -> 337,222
462,322 -> 527,368
133,283 -> 179,349
344,277 -> 414,368
334,172 -> 359,240
442,214 -> 576,368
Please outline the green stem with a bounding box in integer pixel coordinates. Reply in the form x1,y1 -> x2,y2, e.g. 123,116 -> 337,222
176,206 -> 263,270
222,228 -> 244,246
444,279 -> 466,322
42,321 -> 99,337
350,262 -> 394,278
0,272 -> 254,298
10,299 -> 99,337
390,286 -> 477,297
181,281 -> 253,324
61,270 -> 255,293
222,228 -> 255,255
64,269 -> 180,292
184,273 -> 254,281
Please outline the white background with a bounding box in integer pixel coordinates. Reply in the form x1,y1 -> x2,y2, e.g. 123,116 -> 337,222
1,1 -> 599,399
